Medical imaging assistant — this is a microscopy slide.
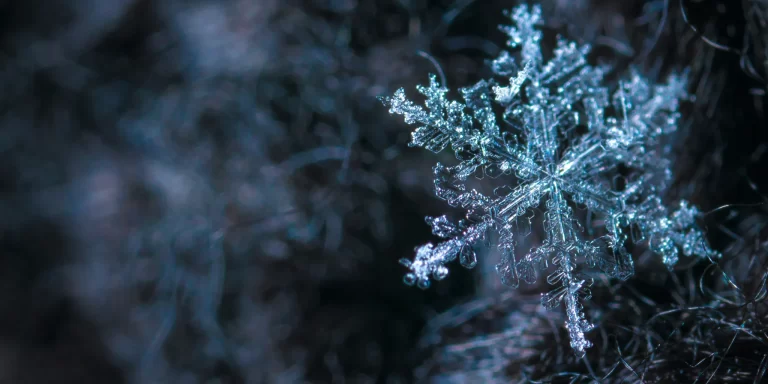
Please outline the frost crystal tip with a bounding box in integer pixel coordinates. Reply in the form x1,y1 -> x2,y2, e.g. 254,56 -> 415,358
380,4 -> 719,356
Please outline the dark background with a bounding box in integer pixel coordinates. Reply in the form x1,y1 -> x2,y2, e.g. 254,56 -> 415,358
0,0 -> 766,382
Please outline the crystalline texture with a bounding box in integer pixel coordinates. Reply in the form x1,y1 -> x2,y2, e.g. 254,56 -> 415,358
380,4 -> 720,357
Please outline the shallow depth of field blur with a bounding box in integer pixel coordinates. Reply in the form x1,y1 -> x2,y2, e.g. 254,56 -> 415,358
0,1 -> 766,383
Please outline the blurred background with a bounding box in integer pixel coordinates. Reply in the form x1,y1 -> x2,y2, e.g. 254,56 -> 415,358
0,0 -> 766,382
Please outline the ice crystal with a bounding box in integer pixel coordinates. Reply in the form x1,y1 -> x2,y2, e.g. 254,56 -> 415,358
380,4 -> 720,356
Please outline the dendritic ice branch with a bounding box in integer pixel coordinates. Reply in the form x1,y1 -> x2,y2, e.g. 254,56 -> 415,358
380,4 -> 720,357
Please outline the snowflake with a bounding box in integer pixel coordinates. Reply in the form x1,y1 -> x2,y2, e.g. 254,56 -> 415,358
380,4 -> 720,356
